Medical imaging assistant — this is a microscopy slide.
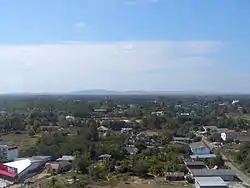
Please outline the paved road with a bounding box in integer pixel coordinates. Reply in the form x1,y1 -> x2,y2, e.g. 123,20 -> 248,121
202,139 -> 250,186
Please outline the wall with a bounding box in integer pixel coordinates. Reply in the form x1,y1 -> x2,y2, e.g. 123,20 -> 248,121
7,148 -> 18,162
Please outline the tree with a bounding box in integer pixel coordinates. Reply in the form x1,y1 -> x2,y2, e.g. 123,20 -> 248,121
132,159 -> 150,177
88,121 -> 99,141
73,154 -> 90,173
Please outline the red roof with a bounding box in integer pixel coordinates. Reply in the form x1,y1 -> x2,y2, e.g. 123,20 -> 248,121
0,169 -> 16,177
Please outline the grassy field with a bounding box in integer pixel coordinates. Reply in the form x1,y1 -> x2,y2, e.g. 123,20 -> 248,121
0,133 -> 38,150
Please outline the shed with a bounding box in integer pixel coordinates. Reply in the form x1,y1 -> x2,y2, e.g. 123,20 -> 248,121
45,161 -> 71,174
185,161 -> 207,169
195,177 -> 228,188
190,169 -> 236,181
165,172 -> 185,181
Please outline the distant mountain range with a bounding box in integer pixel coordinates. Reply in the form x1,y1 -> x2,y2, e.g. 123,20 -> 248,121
70,89 -> 207,95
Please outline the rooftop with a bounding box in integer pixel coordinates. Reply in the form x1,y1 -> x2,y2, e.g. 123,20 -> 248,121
190,142 -> 207,149
5,159 -> 32,174
190,154 -> 216,159
191,169 -> 236,177
173,137 -> 190,141
195,177 -> 227,187
185,161 -> 205,166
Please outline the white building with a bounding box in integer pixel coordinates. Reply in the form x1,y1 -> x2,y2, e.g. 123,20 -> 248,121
0,145 -> 18,162
121,128 -> 133,134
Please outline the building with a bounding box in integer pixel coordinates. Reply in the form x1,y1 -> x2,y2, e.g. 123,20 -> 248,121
57,155 -> 75,163
97,126 -> 109,137
121,128 -> 133,134
195,177 -> 228,188
190,169 -> 236,181
221,131 -> 247,141
173,137 -> 190,143
0,144 -> 18,162
45,161 -> 71,174
166,172 -> 185,181
190,154 -> 216,160
190,142 -> 211,155
185,161 -> 207,169
0,157 -> 50,183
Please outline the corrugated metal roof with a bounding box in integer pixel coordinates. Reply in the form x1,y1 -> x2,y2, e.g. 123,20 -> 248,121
4,159 -> 31,174
190,142 -> 207,149
190,154 -> 216,159
185,161 -> 205,166
195,177 -> 227,186
191,169 -> 236,177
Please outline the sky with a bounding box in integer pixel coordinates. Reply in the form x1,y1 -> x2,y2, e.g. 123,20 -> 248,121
0,0 -> 250,93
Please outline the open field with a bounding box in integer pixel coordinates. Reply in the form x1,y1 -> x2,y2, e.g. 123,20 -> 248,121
0,133 -> 38,150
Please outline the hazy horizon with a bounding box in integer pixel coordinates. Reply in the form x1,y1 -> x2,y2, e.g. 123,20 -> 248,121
0,0 -> 250,93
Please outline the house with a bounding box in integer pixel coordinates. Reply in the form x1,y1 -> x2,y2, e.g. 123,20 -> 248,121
151,111 -> 164,116
97,126 -> 109,137
195,177 -> 228,188
185,161 -> 207,169
190,169 -> 236,181
173,137 -> 190,144
232,100 -> 239,105
65,116 -> 75,122
45,161 -> 71,174
221,131 -> 247,141
93,108 -> 108,113
56,155 -> 75,163
165,172 -> 185,181
125,145 -> 138,155
121,128 -> 133,134
98,154 -> 112,161
190,142 -> 211,155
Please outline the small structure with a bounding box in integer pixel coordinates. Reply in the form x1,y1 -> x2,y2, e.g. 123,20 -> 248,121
93,108 -> 108,113
121,128 -> 133,134
221,131 -> 248,142
97,126 -> 109,137
65,115 -> 75,122
98,154 -> 112,161
190,142 -> 211,155
45,161 -> 71,174
125,145 -> 138,155
185,161 -> 207,169
195,177 -> 228,188
151,111 -> 164,116
173,137 -> 191,144
56,155 -> 75,163
190,169 -> 236,181
190,154 -> 216,159
166,172 -> 185,181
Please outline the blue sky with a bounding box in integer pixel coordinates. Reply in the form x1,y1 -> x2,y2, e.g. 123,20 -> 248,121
0,0 -> 250,93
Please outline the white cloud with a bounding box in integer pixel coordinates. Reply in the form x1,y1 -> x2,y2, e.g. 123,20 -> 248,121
74,22 -> 85,28
0,40 -> 247,93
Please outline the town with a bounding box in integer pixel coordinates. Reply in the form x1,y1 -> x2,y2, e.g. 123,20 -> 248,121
0,95 -> 249,188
